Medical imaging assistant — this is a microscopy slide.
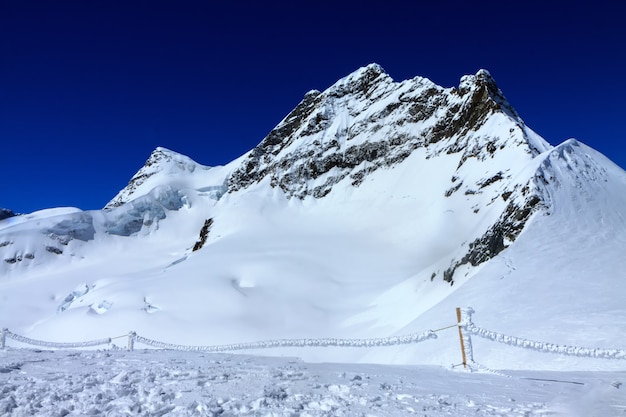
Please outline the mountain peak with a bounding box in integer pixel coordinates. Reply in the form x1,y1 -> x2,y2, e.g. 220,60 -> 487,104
475,68 -> 494,82
343,63 -> 387,80
360,62 -> 386,76
146,146 -> 189,165
457,68 -> 520,122
458,69 -> 496,90
153,146 -> 176,154
105,147 -> 207,209
325,63 -> 391,99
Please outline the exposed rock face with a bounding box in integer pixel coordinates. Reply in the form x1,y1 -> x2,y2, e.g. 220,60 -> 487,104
443,192 -> 544,283
0,208 -> 16,221
228,65 -> 548,201
192,218 -> 214,251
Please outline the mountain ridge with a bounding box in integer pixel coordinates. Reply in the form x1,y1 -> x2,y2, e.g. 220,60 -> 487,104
0,64 -> 617,286
228,64 -> 549,198
1,65 -> 625,371
223,64 -> 553,283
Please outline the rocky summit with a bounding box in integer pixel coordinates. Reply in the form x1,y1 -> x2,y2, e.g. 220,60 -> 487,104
227,64 -> 552,283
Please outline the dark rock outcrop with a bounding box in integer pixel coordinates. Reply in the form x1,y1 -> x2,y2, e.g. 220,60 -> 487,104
192,218 -> 214,251
0,208 -> 16,221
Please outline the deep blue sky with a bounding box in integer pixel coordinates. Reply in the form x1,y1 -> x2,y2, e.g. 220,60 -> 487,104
2,1 -> 624,213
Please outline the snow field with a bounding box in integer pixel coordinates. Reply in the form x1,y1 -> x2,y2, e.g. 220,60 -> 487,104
2,349 -> 624,416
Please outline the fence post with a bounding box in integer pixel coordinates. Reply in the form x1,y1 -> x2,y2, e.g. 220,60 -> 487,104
460,308 -> 474,365
0,328 -> 6,350
127,331 -> 136,351
456,308 -> 468,368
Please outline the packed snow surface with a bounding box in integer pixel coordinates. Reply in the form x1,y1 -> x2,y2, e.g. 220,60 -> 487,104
1,349 -> 624,416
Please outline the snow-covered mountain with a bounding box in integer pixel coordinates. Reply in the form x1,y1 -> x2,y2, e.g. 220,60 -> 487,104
1,65 -> 625,371
105,147 -> 231,209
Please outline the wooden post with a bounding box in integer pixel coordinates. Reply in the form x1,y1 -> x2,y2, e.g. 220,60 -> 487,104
127,331 -> 136,351
456,308 -> 467,368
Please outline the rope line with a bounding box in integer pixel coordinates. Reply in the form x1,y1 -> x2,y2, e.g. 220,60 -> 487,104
5,330 -> 111,348
131,330 -> 438,352
430,323 -> 458,333
3,308 -> 625,364
0,328 -> 438,352
465,322 -> 626,360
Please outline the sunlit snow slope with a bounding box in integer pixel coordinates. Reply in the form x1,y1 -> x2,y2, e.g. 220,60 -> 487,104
1,65 -> 625,371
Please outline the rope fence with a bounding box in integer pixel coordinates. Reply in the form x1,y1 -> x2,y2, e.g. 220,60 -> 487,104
2,308 -> 625,370
131,330 -> 437,352
460,308 -> 626,361
1,329 -> 111,349
451,307 -> 626,374
0,327 -> 438,353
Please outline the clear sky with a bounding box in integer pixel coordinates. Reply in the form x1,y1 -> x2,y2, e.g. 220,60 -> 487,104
2,1 -> 624,214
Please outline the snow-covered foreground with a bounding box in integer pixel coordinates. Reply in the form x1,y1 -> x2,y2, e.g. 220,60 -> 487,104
1,349 -> 624,417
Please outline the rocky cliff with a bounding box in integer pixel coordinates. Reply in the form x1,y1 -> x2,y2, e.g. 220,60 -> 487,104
226,64 -> 553,283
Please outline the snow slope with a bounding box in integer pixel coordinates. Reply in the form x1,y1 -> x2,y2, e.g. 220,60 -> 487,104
1,65 -> 625,373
